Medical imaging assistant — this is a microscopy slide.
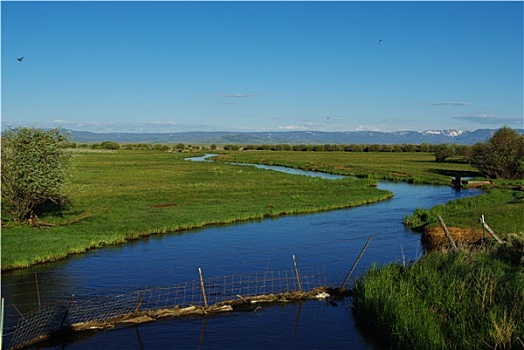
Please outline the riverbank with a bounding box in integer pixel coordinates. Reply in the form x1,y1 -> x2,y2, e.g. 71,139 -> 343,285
1,150 -> 392,270
213,151 -> 480,186
352,186 -> 524,349
352,244 -> 523,349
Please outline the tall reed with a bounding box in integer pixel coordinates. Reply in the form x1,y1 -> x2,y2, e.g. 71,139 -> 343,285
353,248 -> 523,349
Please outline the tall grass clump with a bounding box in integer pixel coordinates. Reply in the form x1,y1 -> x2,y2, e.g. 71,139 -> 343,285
352,247 -> 524,349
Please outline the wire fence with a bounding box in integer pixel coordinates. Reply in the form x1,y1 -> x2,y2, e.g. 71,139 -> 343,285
4,266 -> 327,350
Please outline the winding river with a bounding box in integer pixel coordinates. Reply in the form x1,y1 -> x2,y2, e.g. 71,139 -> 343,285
1,158 -> 481,349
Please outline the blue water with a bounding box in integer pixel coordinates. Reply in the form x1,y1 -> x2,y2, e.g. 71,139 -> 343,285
1,158 -> 481,349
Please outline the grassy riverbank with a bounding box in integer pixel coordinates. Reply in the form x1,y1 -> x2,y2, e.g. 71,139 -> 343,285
353,185 -> 524,349
214,151 -> 480,185
353,247 -> 523,349
1,150 -> 391,270
405,188 -> 524,234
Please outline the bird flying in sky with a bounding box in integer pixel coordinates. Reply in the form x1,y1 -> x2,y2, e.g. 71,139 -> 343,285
17,57 -> 24,62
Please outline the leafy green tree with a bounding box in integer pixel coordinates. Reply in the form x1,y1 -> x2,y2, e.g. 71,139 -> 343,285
100,141 -> 120,150
434,144 -> 457,162
1,127 -> 71,223
468,127 -> 524,179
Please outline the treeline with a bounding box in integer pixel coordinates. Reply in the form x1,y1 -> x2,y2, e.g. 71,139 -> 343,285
225,143 -> 470,155
69,141 -> 208,152
69,141 -> 469,155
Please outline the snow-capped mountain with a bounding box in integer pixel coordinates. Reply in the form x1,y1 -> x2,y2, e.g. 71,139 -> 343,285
422,129 -> 464,137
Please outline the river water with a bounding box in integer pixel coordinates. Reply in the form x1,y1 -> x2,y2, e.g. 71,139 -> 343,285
1,158 -> 481,349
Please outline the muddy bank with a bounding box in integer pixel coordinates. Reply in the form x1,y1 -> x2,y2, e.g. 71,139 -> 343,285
422,226 -> 487,251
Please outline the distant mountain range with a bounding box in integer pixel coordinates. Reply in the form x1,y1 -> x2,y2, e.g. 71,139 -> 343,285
63,128 -> 523,145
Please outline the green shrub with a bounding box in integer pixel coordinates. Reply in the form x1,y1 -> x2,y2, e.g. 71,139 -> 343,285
1,127 -> 71,223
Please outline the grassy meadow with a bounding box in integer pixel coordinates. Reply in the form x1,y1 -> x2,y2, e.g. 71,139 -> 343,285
1,149 -> 392,270
214,150 -> 480,185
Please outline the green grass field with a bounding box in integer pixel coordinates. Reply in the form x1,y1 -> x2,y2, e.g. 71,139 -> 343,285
214,150 -> 480,185
1,149 -> 392,270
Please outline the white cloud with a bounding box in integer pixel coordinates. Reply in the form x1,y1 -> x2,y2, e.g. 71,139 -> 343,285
355,124 -> 390,132
432,102 -> 470,106
452,114 -> 522,125
277,125 -> 307,131
214,93 -> 259,98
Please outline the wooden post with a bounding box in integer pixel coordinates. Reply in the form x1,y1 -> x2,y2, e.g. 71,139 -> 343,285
339,236 -> 373,291
292,255 -> 303,292
134,293 -> 144,315
1,297 -> 5,350
35,273 -> 41,308
198,268 -> 208,307
480,216 -> 503,244
481,215 -> 486,240
437,215 -> 458,252
59,294 -> 75,330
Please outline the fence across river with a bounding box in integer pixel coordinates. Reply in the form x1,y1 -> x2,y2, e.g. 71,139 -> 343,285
3,264 -> 334,350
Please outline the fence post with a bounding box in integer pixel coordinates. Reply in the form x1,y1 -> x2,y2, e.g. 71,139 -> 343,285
437,215 -> 459,252
1,297 -> 4,350
481,215 -> 486,240
339,236 -> 373,291
198,268 -> 208,307
480,216 -> 503,244
292,255 -> 303,292
59,294 -> 75,330
35,273 -> 41,308
134,293 -> 144,315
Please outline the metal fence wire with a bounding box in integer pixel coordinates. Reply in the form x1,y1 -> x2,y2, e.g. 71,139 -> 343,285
6,266 -> 327,350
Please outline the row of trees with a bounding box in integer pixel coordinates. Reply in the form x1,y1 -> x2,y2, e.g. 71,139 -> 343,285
2,127 -> 522,224
234,143 -> 470,154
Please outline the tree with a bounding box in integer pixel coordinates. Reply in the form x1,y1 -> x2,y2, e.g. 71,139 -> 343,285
434,144 -> 457,162
467,127 -> 524,179
100,141 -> 120,150
1,127 -> 71,223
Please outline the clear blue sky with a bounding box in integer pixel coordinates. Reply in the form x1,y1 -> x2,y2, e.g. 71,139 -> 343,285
2,1 -> 523,133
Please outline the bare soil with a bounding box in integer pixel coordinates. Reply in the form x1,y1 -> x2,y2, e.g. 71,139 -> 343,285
422,226 -> 486,251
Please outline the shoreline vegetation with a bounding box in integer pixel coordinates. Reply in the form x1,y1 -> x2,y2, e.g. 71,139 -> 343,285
2,148 -> 523,348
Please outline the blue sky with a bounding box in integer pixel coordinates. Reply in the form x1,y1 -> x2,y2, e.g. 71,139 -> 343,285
2,1 -> 523,133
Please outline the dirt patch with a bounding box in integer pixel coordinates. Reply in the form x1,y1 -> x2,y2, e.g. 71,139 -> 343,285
423,226 -> 486,251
